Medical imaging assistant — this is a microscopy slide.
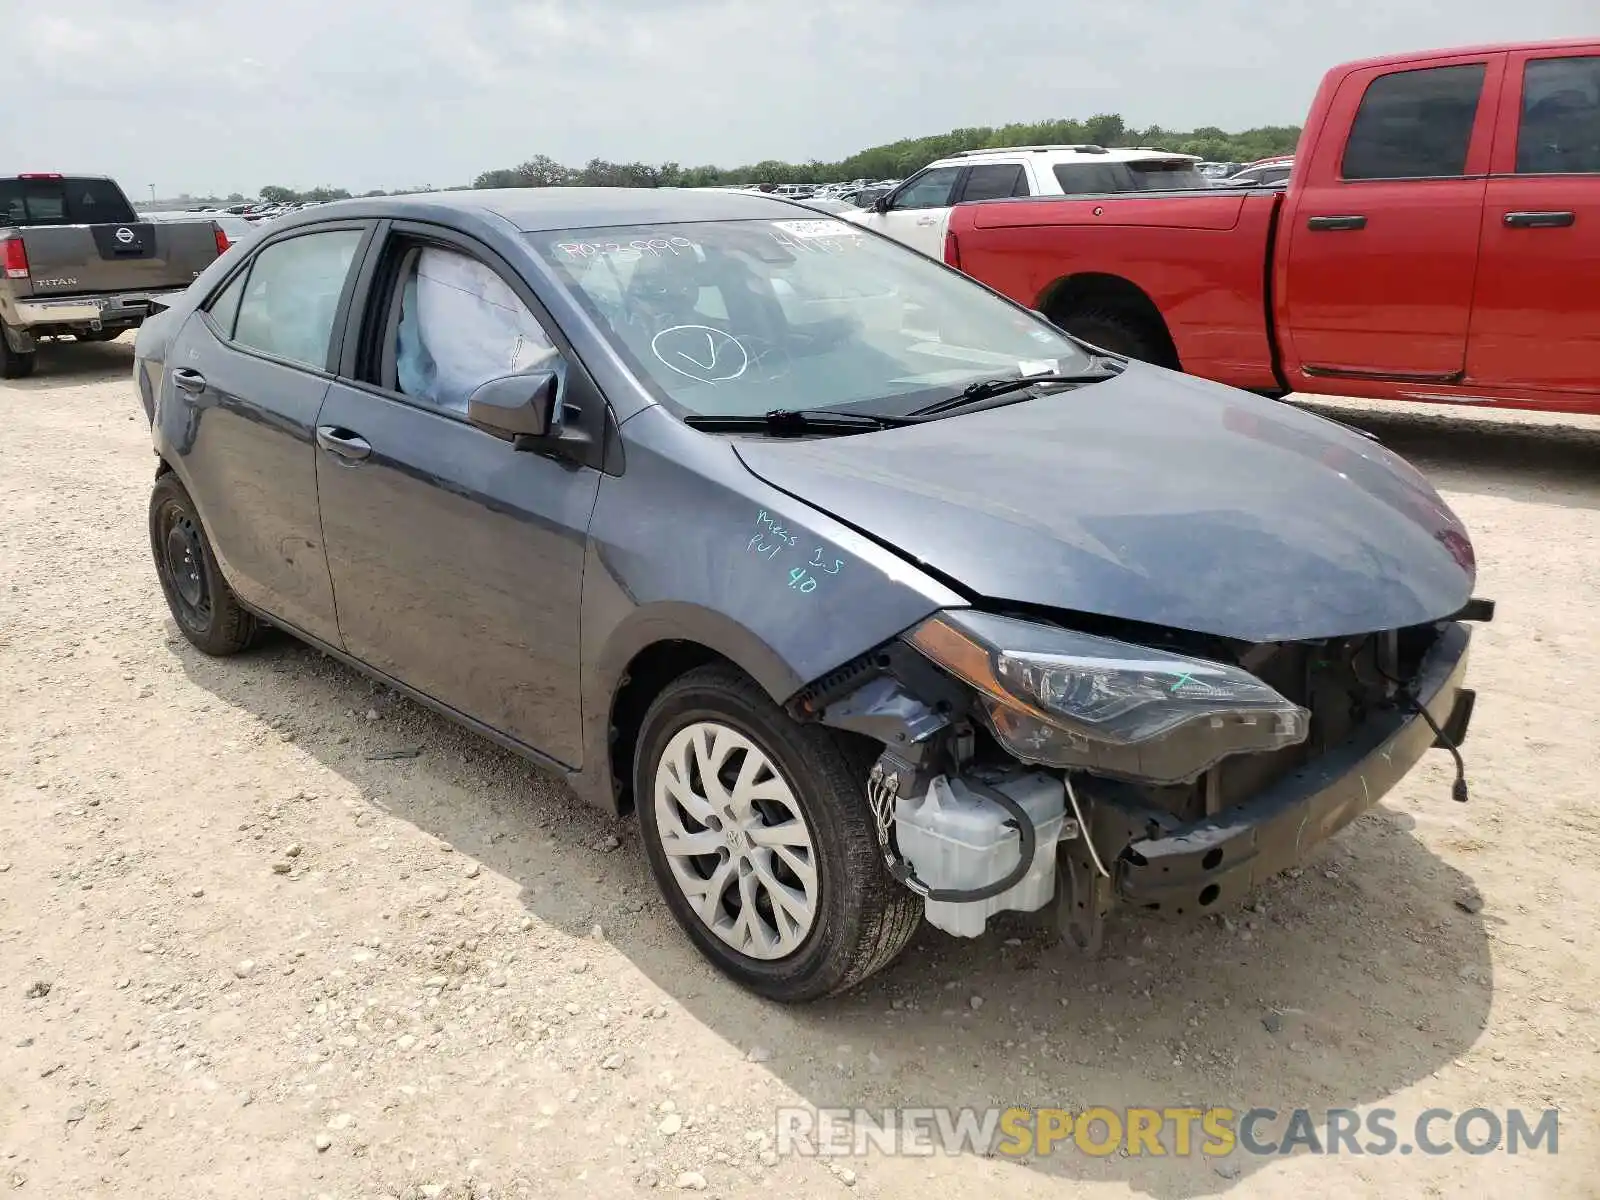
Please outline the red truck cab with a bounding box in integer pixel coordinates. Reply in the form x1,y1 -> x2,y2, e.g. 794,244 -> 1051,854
943,39 -> 1600,414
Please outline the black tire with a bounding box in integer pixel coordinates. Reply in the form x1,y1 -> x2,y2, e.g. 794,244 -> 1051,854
149,473 -> 258,655
634,665 -> 921,1003
75,329 -> 123,343
1,329 -> 35,380
1056,308 -> 1169,366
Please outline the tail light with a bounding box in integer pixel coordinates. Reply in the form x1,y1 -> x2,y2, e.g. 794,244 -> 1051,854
213,223 -> 231,256
943,228 -> 961,270
17,172 -> 63,180
1,237 -> 28,280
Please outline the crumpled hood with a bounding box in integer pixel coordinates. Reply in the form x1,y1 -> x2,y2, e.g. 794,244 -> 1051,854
733,366 -> 1475,643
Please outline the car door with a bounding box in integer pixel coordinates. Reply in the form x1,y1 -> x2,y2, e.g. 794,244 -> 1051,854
1466,46 -> 1600,396
856,165 -> 963,256
313,223 -> 603,767
1279,53 -> 1504,380
157,223 -> 371,646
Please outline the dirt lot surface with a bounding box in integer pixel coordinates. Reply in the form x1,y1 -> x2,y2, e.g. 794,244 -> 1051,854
3,337 -> 1598,1199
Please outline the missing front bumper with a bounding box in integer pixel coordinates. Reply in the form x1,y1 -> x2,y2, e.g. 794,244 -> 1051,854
1106,621 -> 1474,917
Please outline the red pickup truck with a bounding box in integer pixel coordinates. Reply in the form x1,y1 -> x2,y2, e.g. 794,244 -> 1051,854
943,39 -> 1600,414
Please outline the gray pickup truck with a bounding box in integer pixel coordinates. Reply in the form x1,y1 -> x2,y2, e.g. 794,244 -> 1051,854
1,174 -> 227,378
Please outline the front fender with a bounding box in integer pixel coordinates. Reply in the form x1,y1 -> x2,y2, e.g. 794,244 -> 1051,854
572,407 -> 966,810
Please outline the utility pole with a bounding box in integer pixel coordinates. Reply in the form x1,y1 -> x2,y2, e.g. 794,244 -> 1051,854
149,184 -> 156,204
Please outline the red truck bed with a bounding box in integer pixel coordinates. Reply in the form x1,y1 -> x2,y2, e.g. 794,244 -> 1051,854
943,37 -> 1600,415
949,189 -> 1285,392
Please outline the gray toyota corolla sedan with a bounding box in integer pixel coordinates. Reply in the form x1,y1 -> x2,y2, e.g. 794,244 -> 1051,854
134,188 -> 1489,1002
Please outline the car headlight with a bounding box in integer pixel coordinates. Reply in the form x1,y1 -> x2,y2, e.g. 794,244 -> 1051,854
905,610 -> 1309,785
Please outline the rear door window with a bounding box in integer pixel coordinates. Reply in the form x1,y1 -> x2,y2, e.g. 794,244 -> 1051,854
205,269 -> 249,339
1517,55 -> 1600,174
1052,160 -> 1211,193
1341,63 -> 1487,180
231,229 -> 364,369
0,177 -> 138,225
958,163 -> 1029,202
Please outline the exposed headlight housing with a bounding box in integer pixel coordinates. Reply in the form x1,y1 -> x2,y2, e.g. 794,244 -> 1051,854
905,610 -> 1309,785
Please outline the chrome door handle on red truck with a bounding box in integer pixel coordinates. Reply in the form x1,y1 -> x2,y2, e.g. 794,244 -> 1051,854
1306,215 -> 1368,231
1503,211 -> 1576,229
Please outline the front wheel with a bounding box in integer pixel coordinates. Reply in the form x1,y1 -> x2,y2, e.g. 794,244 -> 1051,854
149,474 -> 258,655
635,665 -> 921,1003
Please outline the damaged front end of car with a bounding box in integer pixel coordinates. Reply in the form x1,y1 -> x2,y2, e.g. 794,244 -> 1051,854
795,600 -> 1490,953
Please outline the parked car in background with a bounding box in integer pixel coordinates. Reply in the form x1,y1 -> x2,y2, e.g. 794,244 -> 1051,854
0,174 -> 229,378
148,209 -> 258,247
1198,161 -> 1245,180
942,38 -> 1600,415
843,146 -> 1208,256
1227,159 -> 1294,187
136,187 -> 1484,1001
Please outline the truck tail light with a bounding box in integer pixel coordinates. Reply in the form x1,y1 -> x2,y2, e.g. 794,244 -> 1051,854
943,228 -> 961,270
213,223 -> 231,256
1,237 -> 28,279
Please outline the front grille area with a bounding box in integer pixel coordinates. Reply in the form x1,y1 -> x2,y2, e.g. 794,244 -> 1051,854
1144,622 -> 1443,822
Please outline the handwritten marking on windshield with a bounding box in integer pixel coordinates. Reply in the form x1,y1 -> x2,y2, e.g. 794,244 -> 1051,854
556,236 -> 697,263
651,325 -> 749,384
1169,671 -> 1195,693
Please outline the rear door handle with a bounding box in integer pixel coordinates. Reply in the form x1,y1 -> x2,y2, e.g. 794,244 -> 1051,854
315,425 -> 372,461
170,367 -> 206,393
1504,210 -> 1575,229
1307,215 -> 1367,231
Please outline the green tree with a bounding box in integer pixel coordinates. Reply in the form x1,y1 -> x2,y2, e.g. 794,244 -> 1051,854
259,185 -> 297,204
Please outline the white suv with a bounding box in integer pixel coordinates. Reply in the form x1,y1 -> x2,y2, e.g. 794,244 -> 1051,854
843,145 -> 1207,257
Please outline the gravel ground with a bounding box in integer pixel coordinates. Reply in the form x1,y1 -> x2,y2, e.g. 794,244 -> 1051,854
2,337 -> 1597,1199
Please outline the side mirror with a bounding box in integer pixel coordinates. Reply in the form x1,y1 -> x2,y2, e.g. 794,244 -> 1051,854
872,194 -> 892,214
467,370 -> 558,443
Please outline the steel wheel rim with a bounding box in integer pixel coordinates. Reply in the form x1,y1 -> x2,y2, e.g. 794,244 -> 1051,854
161,506 -> 210,627
653,720 -> 819,961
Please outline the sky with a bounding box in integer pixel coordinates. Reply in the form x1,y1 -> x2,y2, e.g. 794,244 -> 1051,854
6,0 -> 1593,198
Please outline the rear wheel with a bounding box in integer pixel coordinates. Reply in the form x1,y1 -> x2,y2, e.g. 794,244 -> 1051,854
1056,308 -> 1169,366
1,326 -> 35,379
635,665 -> 920,1003
149,474 -> 258,655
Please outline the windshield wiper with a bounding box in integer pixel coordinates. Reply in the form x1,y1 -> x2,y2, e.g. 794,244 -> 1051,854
683,408 -> 918,435
907,369 -> 1122,418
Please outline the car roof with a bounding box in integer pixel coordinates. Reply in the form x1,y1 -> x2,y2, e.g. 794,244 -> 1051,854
292,186 -> 822,234
935,146 -> 1202,167
1335,36 -> 1598,74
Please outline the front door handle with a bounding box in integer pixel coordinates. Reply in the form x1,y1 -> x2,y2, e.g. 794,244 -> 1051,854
170,367 -> 206,393
1504,210 -> 1575,229
315,425 -> 372,461
1307,215 -> 1368,231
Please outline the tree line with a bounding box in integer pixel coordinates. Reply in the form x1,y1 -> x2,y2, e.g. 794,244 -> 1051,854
468,114 -> 1302,191
244,114 -> 1301,203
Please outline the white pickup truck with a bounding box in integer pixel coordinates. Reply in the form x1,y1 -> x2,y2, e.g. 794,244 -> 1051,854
842,145 -> 1209,257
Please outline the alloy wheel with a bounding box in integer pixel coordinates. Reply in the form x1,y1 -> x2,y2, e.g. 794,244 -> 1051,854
652,721 -> 819,960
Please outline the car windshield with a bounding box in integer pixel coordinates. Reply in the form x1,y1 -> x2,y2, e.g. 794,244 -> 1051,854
528,218 -> 1092,419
